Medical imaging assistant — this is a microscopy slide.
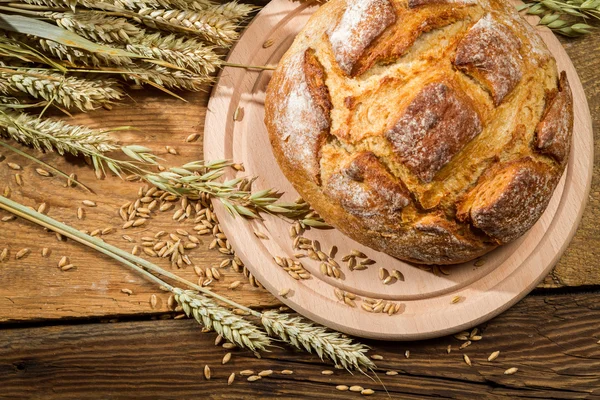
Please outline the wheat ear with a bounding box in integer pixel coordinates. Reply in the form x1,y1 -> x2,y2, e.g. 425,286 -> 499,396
174,289 -> 271,351
261,310 -> 375,371
0,68 -> 125,111
44,11 -> 144,44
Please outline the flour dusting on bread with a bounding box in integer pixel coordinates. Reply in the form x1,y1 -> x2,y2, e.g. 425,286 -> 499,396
328,0 -> 396,75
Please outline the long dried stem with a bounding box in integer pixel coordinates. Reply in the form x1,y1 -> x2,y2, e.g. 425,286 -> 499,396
0,195 -> 372,371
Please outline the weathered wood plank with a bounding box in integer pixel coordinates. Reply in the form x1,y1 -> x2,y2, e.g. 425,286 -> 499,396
2,292 -> 600,399
0,88 -> 280,322
542,35 -> 600,288
0,14 -> 598,324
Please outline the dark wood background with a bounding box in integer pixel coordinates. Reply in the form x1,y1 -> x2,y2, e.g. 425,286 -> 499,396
0,3 -> 599,399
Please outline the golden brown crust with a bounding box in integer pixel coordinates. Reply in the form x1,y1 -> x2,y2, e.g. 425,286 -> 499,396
265,0 -> 571,264
456,157 -> 558,244
535,71 -> 573,165
327,0 -> 396,76
352,3 -> 474,76
324,152 -> 411,228
385,81 -> 482,183
454,13 -> 523,106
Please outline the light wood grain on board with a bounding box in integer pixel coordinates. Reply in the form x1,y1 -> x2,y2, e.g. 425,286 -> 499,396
203,0 -> 593,339
2,292 -> 600,399
0,3 -> 598,324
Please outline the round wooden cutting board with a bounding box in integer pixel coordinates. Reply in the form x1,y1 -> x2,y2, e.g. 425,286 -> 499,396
204,0 -> 594,340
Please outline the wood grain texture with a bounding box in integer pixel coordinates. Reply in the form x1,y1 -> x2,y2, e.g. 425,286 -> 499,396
0,1 -> 597,327
2,291 -> 600,399
542,36 -> 600,288
0,89 -> 279,323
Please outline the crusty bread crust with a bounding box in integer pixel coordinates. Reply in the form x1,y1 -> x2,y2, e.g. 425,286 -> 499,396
264,0 -> 572,265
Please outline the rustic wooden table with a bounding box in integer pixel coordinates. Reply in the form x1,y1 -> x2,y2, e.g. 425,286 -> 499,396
1,10 -> 599,399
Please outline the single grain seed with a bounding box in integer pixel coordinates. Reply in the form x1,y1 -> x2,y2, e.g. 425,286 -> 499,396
321,370 -> 334,375
8,162 -> 21,170
336,385 -> 349,391
371,354 -> 383,360
281,370 -> 294,375
451,295 -> 462,304
15,173 -> 23,186
386,371 -> 398,376
36,168 -> 51,177
61,264 -> 75,271
383,276 -> 394,285
186,133 -> 200,142
82,200 -> 97,207
227,372 -> 235,385
41,247 -> 50,257
247,375 -> 261,382
278,288 -> 290,297
0,248 -> 8,262
464,354 -> 472,366
222,353 -> 232,365
58,256 -> 69,268
447,345 -> 452,354
133,218 -> 146,227
239,370 -> 254,376
504,367 -> 518,375
488,351 -> 500,362
229,281 -> 242,290
121,288 -> 133,295
204,365 -> 211,380
361,389 -> 375,396
405,350 -> 410,359
258,370 -> 273,377
460,341 -> 472,350
1,215 -> 16,222
351,250 -> 366,258
349,386 -> 364,392
150,294 -> 158,309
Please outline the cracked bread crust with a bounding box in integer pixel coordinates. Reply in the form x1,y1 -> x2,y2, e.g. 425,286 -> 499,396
264,0 -> 572,264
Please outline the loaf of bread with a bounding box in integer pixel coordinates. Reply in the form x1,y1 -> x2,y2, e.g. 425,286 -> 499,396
264,0 -> 573,264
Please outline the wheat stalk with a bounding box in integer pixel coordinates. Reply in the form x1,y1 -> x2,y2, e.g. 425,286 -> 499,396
0,109 -> 117,154
126,32 -> 221,75
44,11 -> 144,44
124,64 -> 211,90
261,310 -> 375,371
144,161 -> 329,223
0,196 -> 372,369
18,0 -> 79,10
36,37 -> 134,66
39,14 -> 222,75
174,289 -> 271,351
0,109 -> 157,178
136,7 -> 240,46
81,0 -> 255,21
0,68 -> 125,111
520,0 -> 597,36
208,1 -> 255,21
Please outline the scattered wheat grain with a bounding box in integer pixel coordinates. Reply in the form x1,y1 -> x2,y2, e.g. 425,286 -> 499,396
488,351 -> 500,362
